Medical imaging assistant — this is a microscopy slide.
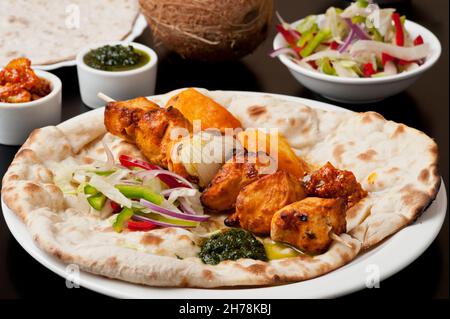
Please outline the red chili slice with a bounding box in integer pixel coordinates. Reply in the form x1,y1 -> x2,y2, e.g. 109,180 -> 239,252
329,41 -> 339,50
363,63 -> 376,77
127,220 -> 157,231
392,13 -> 404,46
110,201 -> 122,213
413,35 -> 424,46
118,154 -> 187,188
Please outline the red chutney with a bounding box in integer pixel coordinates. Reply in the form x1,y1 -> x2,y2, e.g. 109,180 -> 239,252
303,162 -> 367,208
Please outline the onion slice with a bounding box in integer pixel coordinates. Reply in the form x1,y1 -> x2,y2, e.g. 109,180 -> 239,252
344,18 -> 370,40
140,199 -> 209,222
101,140 -> 115,170
338,29 -> 356,53
350,40 -> 430,61
269,47 -> 297,58
179,197 -> 197,215
135,170 -> 193,189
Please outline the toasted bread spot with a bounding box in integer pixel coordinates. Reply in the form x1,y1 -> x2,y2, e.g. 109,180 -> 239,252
140,234 -> 163,246
245,263 -> 267,275
400,185 -> 429,208
392,124 -> 405,138
362,113 -> 372,123
177,234 -> 192,242
387,167 -> 400,173
248,105 -> 267,117
333,144 -> 345,163
82,157 -> 95,164
429,144 -> 438,156
106,256 -> 118,267
362,112 -> 384,124
202,270 -> 214,281
357,149 -> 377,161
289,118 -> 297,127
24,182 -> 42,193
180,276 -> 190,287
161,227 -> 176,234
418,169 -> 430,183
27,129 -> 41,144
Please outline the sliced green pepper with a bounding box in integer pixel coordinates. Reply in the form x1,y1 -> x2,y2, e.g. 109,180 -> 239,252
113,207 -> 134,232
400,15 -> 406,26
296,15 -> 317,34
94,169 -> 116,176
115,184 -> 164,204
318,58 -> 336,75
356,0 -> 369,8
369,27 -> 383,42
84,184 -> 98,195
351,16 -> 366,24
297,24 -> 318,48
135,211 -> 198,227
300,28 -> 331,58
87,193 -> 107,210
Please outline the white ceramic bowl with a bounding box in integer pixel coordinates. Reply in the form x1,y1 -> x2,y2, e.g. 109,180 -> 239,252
76,41 -> 158,109
273,18 -> 442,103
0,70 -> 62,145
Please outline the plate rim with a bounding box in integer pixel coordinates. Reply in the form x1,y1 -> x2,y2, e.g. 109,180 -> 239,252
1,91 -> 447,298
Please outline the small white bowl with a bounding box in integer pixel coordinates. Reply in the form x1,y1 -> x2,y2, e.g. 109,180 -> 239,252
0,70 -> 62,145
273,18 -> 442,103
76,41 -> 158,109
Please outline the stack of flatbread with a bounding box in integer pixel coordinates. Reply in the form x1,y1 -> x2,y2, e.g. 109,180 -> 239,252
1,89 -> 440,287
0,0 -> 140,66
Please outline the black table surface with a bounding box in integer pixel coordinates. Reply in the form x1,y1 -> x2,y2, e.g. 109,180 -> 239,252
0,0 -> 448,299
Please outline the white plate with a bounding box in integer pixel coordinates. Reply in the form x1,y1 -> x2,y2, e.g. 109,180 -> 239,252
1,92 -> 447,298
33,14 -> 148,71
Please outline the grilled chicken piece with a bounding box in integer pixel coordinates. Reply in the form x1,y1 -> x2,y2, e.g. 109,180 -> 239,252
201,153 -> 260,212
303,162 -> 367,208
225,170 -> 306,235
135,106 -> 192,168
104,97 -> 159,143
165,88 -> 242,133
271,197 -> 347,255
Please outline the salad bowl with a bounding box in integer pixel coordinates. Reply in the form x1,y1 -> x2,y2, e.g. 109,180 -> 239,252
273,17 -> 441,103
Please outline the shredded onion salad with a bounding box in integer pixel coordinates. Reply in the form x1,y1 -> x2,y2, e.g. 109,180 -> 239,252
53,142 -> 208,233
271,0 -> 430,78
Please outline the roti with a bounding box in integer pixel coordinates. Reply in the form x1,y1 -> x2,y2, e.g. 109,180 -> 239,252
1,89 -> 440,287
0,0 -> 139,67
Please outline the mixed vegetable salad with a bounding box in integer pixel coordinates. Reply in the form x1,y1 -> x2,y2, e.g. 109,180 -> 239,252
54,142 -> 208,233
271,0 -> 430,78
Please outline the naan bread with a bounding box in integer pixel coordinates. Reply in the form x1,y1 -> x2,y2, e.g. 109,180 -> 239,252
1,89 -> 439,287
0,0 -> 140,67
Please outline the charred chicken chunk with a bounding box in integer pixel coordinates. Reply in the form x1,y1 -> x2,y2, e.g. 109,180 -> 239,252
135,106 -> 192,168
226,170 -> 306,235
271,197 -> 347,255
104,97 -> 159,143
303,162 -> 367,208
201,153 -> 260,212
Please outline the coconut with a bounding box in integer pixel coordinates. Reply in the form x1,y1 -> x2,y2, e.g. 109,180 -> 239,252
139,0 -> 273,61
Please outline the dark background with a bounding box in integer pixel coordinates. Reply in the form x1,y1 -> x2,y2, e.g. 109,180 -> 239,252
0,0 -> 448,298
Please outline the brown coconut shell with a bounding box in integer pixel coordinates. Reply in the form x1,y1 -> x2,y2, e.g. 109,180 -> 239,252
139,0 -> 273,62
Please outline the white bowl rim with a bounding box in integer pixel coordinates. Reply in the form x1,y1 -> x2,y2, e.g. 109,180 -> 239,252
76,41 -> 158,77
273,18 -> 442,85
0,69 -> 62,109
